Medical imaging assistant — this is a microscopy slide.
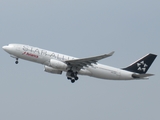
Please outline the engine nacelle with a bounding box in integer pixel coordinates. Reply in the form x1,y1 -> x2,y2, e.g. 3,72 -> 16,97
44,66 -> 62,74
50,59 -> 67,70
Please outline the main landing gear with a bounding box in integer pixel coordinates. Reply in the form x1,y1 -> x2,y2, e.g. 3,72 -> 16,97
66,70 -> 79,83
15,58 -> 19,64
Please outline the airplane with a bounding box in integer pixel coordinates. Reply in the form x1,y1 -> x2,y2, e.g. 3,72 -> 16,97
2,44 -> 157,83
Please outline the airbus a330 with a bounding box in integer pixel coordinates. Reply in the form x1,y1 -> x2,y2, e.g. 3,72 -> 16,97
2,44 -> 157,83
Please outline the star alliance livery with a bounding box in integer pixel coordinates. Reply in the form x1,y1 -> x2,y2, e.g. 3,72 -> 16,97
2,44 -> 157,83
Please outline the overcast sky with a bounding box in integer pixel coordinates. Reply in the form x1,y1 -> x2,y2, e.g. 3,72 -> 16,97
1,0 -> 160,120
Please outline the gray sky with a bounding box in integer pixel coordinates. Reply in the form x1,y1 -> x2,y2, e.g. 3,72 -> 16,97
1,0 -> 160,120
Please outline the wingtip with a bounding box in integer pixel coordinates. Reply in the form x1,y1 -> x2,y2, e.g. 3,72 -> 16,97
109,51 -> 115,56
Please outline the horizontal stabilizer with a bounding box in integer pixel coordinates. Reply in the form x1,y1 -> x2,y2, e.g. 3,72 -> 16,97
132,73 -> 154,78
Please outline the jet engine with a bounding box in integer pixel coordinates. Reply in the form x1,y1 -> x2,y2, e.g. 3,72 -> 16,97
50,59 -> 67,70
44,65 -> 62,74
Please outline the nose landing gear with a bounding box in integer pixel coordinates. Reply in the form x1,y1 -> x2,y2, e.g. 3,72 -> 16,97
15,58 -> 19,64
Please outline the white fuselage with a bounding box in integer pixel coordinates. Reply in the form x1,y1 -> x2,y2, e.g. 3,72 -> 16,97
3,44 -> 134,80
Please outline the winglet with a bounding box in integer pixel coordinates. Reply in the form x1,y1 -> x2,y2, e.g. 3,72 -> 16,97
108,51 -> 115,57
93,51 -> 115,60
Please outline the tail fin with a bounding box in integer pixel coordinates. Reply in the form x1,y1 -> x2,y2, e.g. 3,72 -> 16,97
123,53 -> 157,74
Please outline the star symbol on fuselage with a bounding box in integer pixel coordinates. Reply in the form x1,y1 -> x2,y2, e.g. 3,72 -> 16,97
137,61 -> 148,72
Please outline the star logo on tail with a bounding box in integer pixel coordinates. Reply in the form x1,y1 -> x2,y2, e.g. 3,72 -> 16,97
137,61 -> 148,72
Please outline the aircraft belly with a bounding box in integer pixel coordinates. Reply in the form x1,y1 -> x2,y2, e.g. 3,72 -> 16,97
88,67 -> 121,80
88,66 -> 133,80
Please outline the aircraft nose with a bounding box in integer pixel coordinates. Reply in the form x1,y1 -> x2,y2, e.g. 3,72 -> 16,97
2,45 -> 13,53
2,46 -> 8,51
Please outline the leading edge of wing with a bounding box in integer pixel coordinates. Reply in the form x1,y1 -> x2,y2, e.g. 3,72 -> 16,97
65,51 -> 115,65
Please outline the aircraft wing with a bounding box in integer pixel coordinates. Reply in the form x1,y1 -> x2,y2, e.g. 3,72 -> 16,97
65,51 -> 114,70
